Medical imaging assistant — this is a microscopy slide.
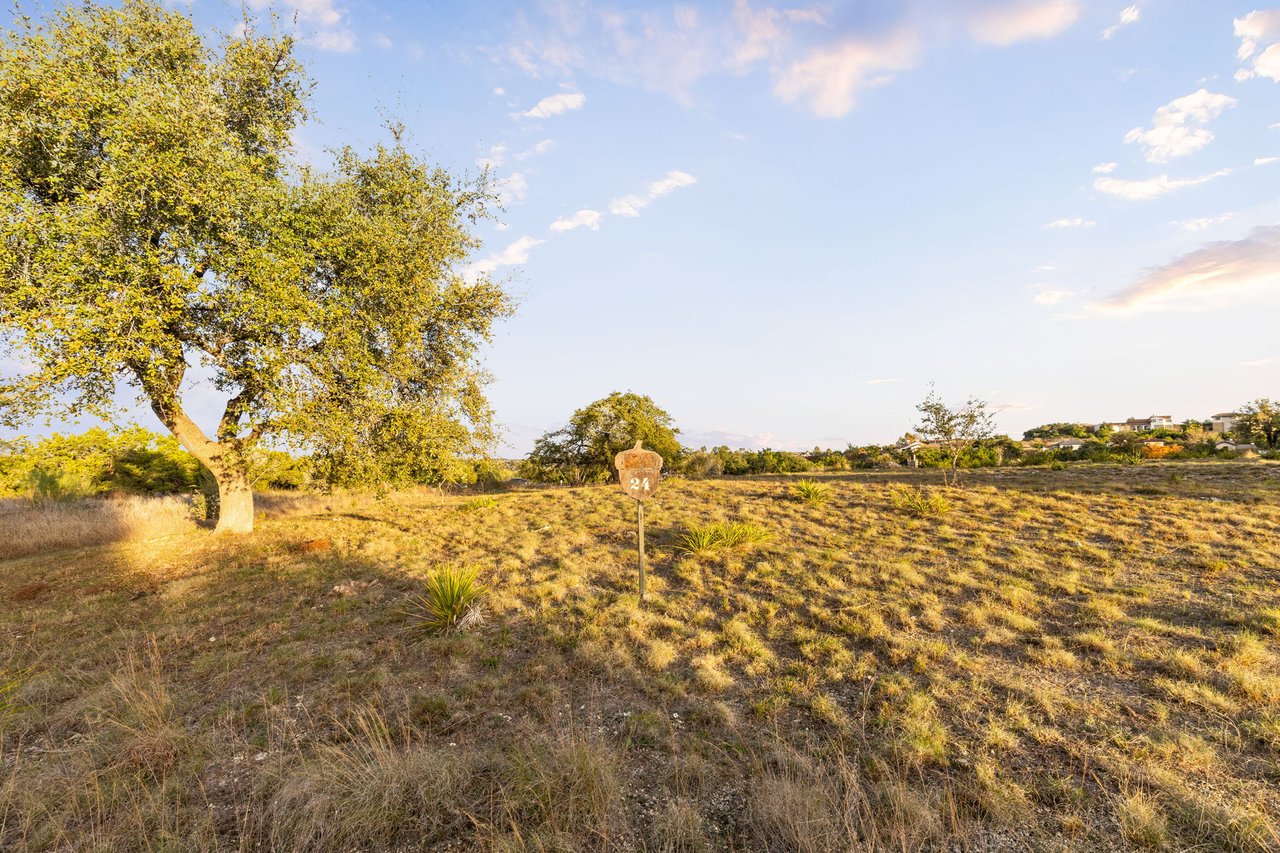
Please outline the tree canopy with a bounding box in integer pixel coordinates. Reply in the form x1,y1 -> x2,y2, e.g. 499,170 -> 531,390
525,392 -> 681,484
1233,399 -> 1279,449
913,386 -> 995,485
0,1 -> 511,531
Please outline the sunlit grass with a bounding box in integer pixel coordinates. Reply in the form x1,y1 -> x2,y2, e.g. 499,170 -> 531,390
3,462 -> 1279,849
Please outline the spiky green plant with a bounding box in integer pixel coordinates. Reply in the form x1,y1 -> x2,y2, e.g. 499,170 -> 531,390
677,522 -> 771,556
790,479 -> 831,506
411,565 -> 487,635
889,486 -> 952,518
460,496 -> 498,512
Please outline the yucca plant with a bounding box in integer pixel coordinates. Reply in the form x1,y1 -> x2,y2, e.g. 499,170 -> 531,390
676,522 -> 771,556
889,486 -> 952,518
716,522 -> 772,547
790,478 -> 831,506
676,525 -> 721,557
411,565 -> 487,635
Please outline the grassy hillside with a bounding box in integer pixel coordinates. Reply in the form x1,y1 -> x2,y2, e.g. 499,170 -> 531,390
2,463 -> 1279,851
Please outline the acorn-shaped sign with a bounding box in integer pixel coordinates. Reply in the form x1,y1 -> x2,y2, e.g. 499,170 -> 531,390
615,439 -> 663,502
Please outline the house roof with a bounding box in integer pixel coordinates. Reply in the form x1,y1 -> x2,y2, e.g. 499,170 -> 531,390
1211,412 -> 1242,418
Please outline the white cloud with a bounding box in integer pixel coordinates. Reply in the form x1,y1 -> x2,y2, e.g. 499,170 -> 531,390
1092,161 -> 1118,174
1239,355 -> 1278,367
865,378 -> 901,385
515,139 -> 554,160
464,235 -> 544,282
372,33 -> 392,50
522,92 -> 585,119
1123,89 -> 1236,163
1256,156 -> 1280,165
1094,225 -> 1280,312
1034,289 -> 1073,304
310,28 -> 356,52
550,209 -> 603,232
502,2 -> 1083,118
493,87 -> 506,96
1102,4 -> 1141,40
1094,168 -> 1230,200
247,0 -> 341,26
1047,217 -> 1095,228
966,0 -> 1081,46
730,0 -> 827,70
773,29 -> 919,118
246,0 -> 353,51
494,173 -> 528,205
608,170 -> 697,217
1173,213 -> 1236,231
476,143 -> 507,171
1235,9 -> 1280,81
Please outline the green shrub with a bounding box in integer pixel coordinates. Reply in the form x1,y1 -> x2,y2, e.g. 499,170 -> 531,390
461,496 -> 498,512
411,565 -> 487,635
889,486 -> 951,517
790,478 -> 831,506
677,522 -> 771,556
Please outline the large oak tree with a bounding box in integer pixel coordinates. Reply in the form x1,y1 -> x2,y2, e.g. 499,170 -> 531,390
0,1 -> 511,531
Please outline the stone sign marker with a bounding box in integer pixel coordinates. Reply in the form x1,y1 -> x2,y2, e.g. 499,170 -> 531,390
614,440 -> 663,602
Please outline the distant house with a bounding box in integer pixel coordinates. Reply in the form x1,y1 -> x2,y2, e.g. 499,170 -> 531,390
1210,412 -> 1242,434
1215,440 -> 1258,453
1046,438 -> 1085,451
1094,415 -> 1175,433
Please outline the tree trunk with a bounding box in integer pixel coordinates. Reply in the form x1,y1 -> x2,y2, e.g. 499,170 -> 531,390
210,457 -> 254,534
148,397 -> 256,534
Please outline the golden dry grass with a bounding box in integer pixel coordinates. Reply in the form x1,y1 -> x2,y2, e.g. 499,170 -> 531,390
0,494 -> 198,560
2,461 -> 1279,850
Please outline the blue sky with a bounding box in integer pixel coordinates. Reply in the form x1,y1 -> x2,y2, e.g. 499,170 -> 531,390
9,1 -> 1280,453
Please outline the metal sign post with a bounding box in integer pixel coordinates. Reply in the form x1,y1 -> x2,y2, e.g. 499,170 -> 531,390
614,440 -> 663,603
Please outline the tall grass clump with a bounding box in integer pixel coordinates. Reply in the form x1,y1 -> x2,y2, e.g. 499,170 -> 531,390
889,486 -> 952,518
0,667 -> 30,731
411,565 -> 487,635
790,479 -> 831,506
0,494 -> 198,560
677,522 -> 771,557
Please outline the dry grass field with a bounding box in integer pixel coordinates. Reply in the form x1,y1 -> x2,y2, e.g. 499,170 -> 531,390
2,462 -> 1279,851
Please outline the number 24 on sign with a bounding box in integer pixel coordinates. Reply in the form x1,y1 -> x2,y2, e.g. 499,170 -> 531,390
629,476 -> 651,494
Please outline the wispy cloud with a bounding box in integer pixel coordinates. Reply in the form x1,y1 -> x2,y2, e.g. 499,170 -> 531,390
516,139 -> 554,160
1238,355 -> 1277,367
1034,289 -> 1074,305
550,209 -> 603,233
1256,156 -> 1279,166
773,29 -> 920,118
865,378 -> 901,385
464,235 -> 544,282
1047,217 -> 1095,228
1094,168 -> 1230,200
966,0 -> 1081,46
1094,225 -> 1280,312
1124,89 -> 1236,163
522,92 -> 585,119
1173,213 -> 1236,231
501,1 -> 1081,119
1235,9 -> 1280,82
494,173 -> 528,205
476,143 -> 507,171
1092,161 -> 1118,174
247,0 -> 354,52
1102,4 -> 1141,40
609,170 -> 697,217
